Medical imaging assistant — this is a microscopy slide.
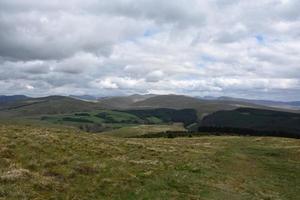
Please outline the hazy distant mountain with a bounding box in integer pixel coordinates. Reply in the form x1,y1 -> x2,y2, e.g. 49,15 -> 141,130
197,96 -> 219,100
0,95 -> 29,104
0,96 -> 100,117
0,94 -> 159,118
97,94 -> 299,118
1,94 -> 298,119
130,95 -> 274,118
133,95 -> 207,109
215,96 -> 300,110
128,94 -> 157,102
98,94 -> 156,109
69,95 -> 99,101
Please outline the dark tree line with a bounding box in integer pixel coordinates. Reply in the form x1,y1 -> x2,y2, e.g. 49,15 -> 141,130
133,127 -> 300,139
118,108 -> 198,126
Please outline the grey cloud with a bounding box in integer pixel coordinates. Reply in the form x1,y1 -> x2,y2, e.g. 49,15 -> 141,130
145,70 -> 164,82
0,10 -> 147,60
97,0 -> 207,27
277,0 -> 300,21
0,0 -> 300,100
20,61 -> 50,74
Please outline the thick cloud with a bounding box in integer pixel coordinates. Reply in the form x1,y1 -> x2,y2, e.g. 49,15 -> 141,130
0,0 -> 300,100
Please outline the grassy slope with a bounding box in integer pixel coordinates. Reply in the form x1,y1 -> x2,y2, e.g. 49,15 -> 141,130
201,108 -> 300,135
0,96 -> 100,118
0,124 -> 300,200
131,95 -> 300,118
34,110 -> 192,133
39,110 -> 141,124
102,123 -> 186,138
131,95 -> 238,116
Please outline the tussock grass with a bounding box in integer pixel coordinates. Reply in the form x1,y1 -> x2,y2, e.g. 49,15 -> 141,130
0,123 -> 299,199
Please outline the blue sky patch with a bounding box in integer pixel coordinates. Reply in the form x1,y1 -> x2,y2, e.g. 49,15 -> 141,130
255,35 -> 264,44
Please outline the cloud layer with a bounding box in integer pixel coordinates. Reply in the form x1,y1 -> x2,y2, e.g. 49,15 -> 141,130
0,0 -> 300,100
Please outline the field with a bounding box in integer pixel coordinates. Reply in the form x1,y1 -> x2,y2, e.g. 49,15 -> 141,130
39,110 -> 142,125
1,123 -> 300,199
30,108 -> 197,134
102,123 -> 186,138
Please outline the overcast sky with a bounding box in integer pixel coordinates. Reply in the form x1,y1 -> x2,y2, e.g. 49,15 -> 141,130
0,0 -> 300,100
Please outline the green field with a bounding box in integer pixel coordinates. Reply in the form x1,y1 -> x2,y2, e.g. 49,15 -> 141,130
1,123 -> 299,199
37,110 -> 145,132
40,110 -> 141,124
102,123 -> 186,138
35,109 -> 197,134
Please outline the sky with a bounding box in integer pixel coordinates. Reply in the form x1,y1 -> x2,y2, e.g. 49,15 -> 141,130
0,0 -> 300,100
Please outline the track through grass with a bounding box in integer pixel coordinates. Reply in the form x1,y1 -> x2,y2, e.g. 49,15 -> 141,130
0,124 -> 299,199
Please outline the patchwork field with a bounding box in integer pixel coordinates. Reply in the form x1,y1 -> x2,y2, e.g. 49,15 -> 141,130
0,123 -> 300,199
30,108 -> 196,133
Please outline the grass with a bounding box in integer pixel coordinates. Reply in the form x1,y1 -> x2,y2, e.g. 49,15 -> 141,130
0,123 -> 300,199
39,110 -> 158,125
95,110 -> 142,123
37,110 -> 144,132
37,110 -> 189,134
102,123 -> 186,138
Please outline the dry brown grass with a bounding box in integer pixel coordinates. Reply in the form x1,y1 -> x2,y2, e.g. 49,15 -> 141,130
0,123 -> 299,199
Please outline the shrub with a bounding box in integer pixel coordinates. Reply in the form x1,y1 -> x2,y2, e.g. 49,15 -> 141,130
62,117 -> 93,123
75,113 -> 90,116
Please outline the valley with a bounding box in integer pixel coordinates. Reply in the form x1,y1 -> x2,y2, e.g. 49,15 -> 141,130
2,1 -> 300,199
0,94 -> 300,199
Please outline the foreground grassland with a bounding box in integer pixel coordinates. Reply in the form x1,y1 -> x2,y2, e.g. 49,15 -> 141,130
0,124 -> 300,200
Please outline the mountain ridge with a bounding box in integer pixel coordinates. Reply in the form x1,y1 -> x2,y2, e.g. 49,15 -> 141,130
0,94 -> 299,119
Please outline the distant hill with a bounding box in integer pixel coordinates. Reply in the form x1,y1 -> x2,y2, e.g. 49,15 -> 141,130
118,108 -> 198,126
200,107 -> 300,136
98,94 -> 156,109
132,95 -> 203,109
97,94 -> 299,118
0,96 -> 100,117
0,94 -> 174,118
130,95 -> 272,117
128,94 -> 157,102
214,96 -> 300,110
69,95 -> 99,101
0,95 -> 29,104
98,96 -> 139,109
0,94 -> 298,121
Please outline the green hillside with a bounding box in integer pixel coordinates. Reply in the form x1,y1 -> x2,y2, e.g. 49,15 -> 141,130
1,95 -> 296,121
118,108 -> 198,126
0,123 -> 299,199
201,108 -> 300,136
97,94 -> 156,109
31,109 -> 198,132
102,124 -> 186,138
130,95 -> 273,118
0,106 -> 189,136
0,96 -> 100,118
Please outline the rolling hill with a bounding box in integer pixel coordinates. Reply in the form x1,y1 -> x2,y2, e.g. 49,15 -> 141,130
215,96 -> 300,110
1,94 -> 298,121
97,94 -> 156,109
1,123 -> 299,199
200,107 -> 300,136
0,96 -> 100,118
0,95 -> 29,104
130,95 -> 271,118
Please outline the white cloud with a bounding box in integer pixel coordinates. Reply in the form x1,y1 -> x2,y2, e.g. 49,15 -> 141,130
0,0 -> 300,100
91,78 -> 118,89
